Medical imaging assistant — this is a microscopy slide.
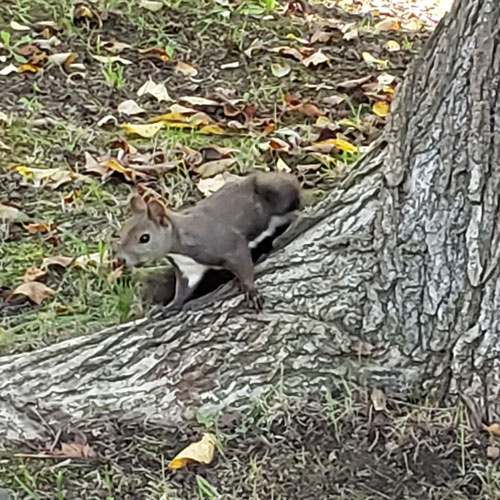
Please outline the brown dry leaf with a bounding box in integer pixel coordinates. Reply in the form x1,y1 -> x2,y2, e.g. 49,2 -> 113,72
59,442 -> 96,458
385,40 -> 401,52
302,50 -> 330,67
41,255 -> 75,270
137,80 -> 172,102
199,124 -> 225,135
270,46 -> 303,62
123,122 -> 164,138
370,388 -> 387,411
168,433 -> 216,470
7,281 -> 55,305
373,101 -> 390,117
487,446 -> 500,460
180,145 -> 203,167
483,423 -> 500,436
22,266 -> 47,283
375,19 -> 400,31
201,145 -> 235,161
63,189 -> 81,204
73,3 -> 102,26
195,158 -> 235,178
175,61 -> 198,76
310,29 -> 332,44
306,138 -> 357,154
117,99 -> 146,116
23,222 -> 54,233
138,47 -> 171,62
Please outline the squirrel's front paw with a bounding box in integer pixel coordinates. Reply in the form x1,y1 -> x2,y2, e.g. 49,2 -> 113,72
245,289 -> 264,311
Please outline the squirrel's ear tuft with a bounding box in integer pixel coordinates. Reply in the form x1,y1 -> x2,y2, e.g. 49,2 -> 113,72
147,199 -> 169,225
130,195 -> 147,214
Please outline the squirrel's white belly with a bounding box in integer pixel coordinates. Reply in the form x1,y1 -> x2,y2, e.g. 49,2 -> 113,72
169,254 -> 211,287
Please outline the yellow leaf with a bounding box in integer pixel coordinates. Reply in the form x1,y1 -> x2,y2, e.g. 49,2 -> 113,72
199,124 -> 225,135
373,101 -> 390,117
18,64 -> 40,73
16,165 -> 33,179
123,122 -> 164,138
168,433 -> 216,470
331,138 -> 357,153
105,158 -> 127,174
315,115 -> 331,126
484,423 -> 500,436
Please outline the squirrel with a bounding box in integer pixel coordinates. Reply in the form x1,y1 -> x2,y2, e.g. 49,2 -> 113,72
116,172 -> 302,311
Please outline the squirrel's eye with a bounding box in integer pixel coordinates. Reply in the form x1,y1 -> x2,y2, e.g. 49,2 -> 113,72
139,234 -> 150,244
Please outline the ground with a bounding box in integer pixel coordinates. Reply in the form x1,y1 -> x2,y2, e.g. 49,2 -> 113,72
2,0 -> 499,499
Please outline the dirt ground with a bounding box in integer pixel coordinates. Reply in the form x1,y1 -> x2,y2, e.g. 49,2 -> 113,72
3,0 -> 499,499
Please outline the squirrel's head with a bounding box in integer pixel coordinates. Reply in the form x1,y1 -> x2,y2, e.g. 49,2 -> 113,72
115,195 -> 173,267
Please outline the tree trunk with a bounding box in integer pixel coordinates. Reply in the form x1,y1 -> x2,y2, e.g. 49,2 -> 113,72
2,0 -> 499,441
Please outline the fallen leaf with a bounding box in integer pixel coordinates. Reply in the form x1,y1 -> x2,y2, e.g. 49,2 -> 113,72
483,423 -> 500,436
375,19 -> 400,31
10,20 -> 31,31
175,61 -> 198,76
385,40 -> 401,52
41,255 -> 74,270
18,64 -> 40,73
0,64 -> 18,76
197,174 -> 227,196
331,138 -> 357,153
370,388 -> 387,411
92,55 -> 133,65
322,95 -> 346,106
179,96 -> 220,107
343,28 -> 358,41
58,442 -> 96,458
7,282 -> 55,305
117,99 -> 146,115
315,115 -> 331,126
168,433 -> 216,470
362,52 -> 388,68
23,222 -> 54,233
73,3 -> 102,26
199,124 -> 225,135
75,250 -> 110,269
377,73 -> 396,86
123,122 -> 164,138
139,0 -> 163,11
15,166 -> 76,189
337,75 -> 372,89
138,47 -> 171,62
23,267 -> 47,282
137,80 -> 173,102
0,203 -> 28,222
276,157 -> 291,172
401,19 -> 422,32
195,158 -> 235,177
271,62 -> 291,78
107,266 -> 123,283
487,446 -> 500,460
100,40 -> 131,54
270,46 -> 303,61
302,50 -> 330,67
373,101 -> 390,117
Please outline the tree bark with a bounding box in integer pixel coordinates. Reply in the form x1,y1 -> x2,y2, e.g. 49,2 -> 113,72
2,0 -> 499,441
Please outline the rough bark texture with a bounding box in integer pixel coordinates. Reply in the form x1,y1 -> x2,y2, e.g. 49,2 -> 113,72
2,0 -> 499,440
